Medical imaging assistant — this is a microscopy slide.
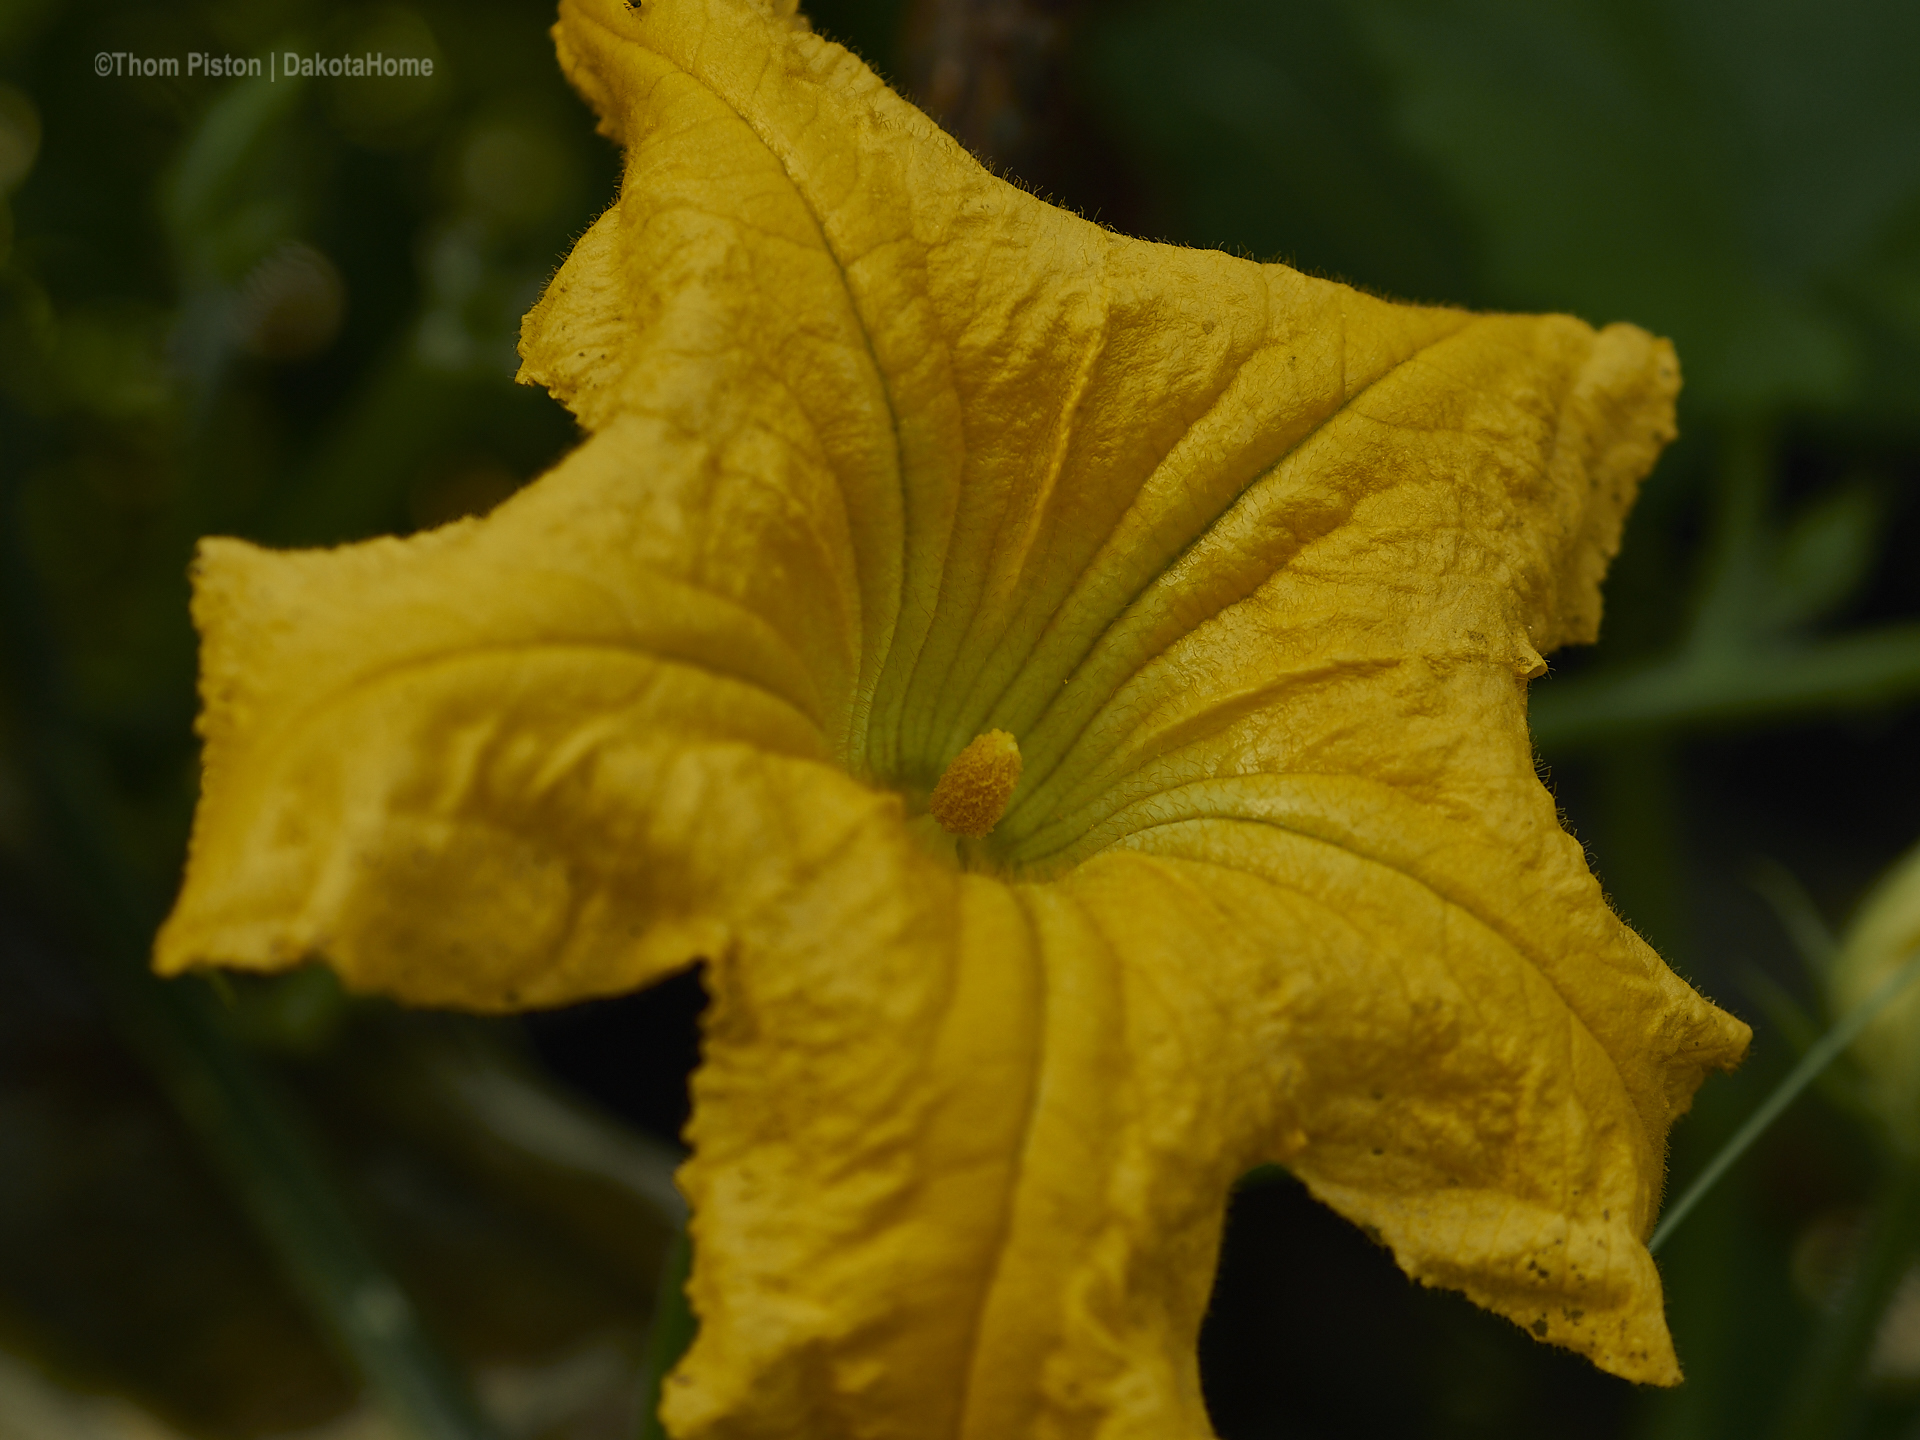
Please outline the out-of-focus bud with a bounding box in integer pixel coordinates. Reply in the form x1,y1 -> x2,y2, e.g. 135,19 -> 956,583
233,241 -> 346,361
0,84 -> 41,195
1831,840 -> 1920,1151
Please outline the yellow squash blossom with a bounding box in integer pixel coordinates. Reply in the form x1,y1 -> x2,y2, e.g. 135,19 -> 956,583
156,0 -> 1750,1430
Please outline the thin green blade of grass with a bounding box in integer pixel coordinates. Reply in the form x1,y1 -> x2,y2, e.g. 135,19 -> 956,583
1650,950 -> 1920,1255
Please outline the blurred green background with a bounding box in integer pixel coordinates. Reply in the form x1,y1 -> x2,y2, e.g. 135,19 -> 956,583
2,0 -> 1919,1437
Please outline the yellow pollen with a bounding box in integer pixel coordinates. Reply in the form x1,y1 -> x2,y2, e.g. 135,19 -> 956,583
928,730 -> 1022,839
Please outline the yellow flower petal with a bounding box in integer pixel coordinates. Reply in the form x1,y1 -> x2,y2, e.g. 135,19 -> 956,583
157,0 -> 1751,1427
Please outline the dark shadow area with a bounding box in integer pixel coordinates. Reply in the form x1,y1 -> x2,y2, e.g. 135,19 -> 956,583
522,966 -> 710,1146
1200,1173 -> 1633,1440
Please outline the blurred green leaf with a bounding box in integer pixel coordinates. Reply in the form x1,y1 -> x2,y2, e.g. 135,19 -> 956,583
1093,0 -> 1920,420
1767,482 -> 1882,633
219,966 -> 350,1057
1530,624 -> 1920,748
163,62 -> 309,281
1084,0 -> 1476,303
1346,0 -> 1920,418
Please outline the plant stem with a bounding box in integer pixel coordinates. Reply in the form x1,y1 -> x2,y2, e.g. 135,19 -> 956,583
1772,1153 -> 1920,1440
38,740 -> 504,1439
109,960 -> 507,1440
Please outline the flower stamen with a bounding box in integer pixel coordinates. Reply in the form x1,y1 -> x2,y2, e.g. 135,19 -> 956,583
928,729 -> 1022,838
